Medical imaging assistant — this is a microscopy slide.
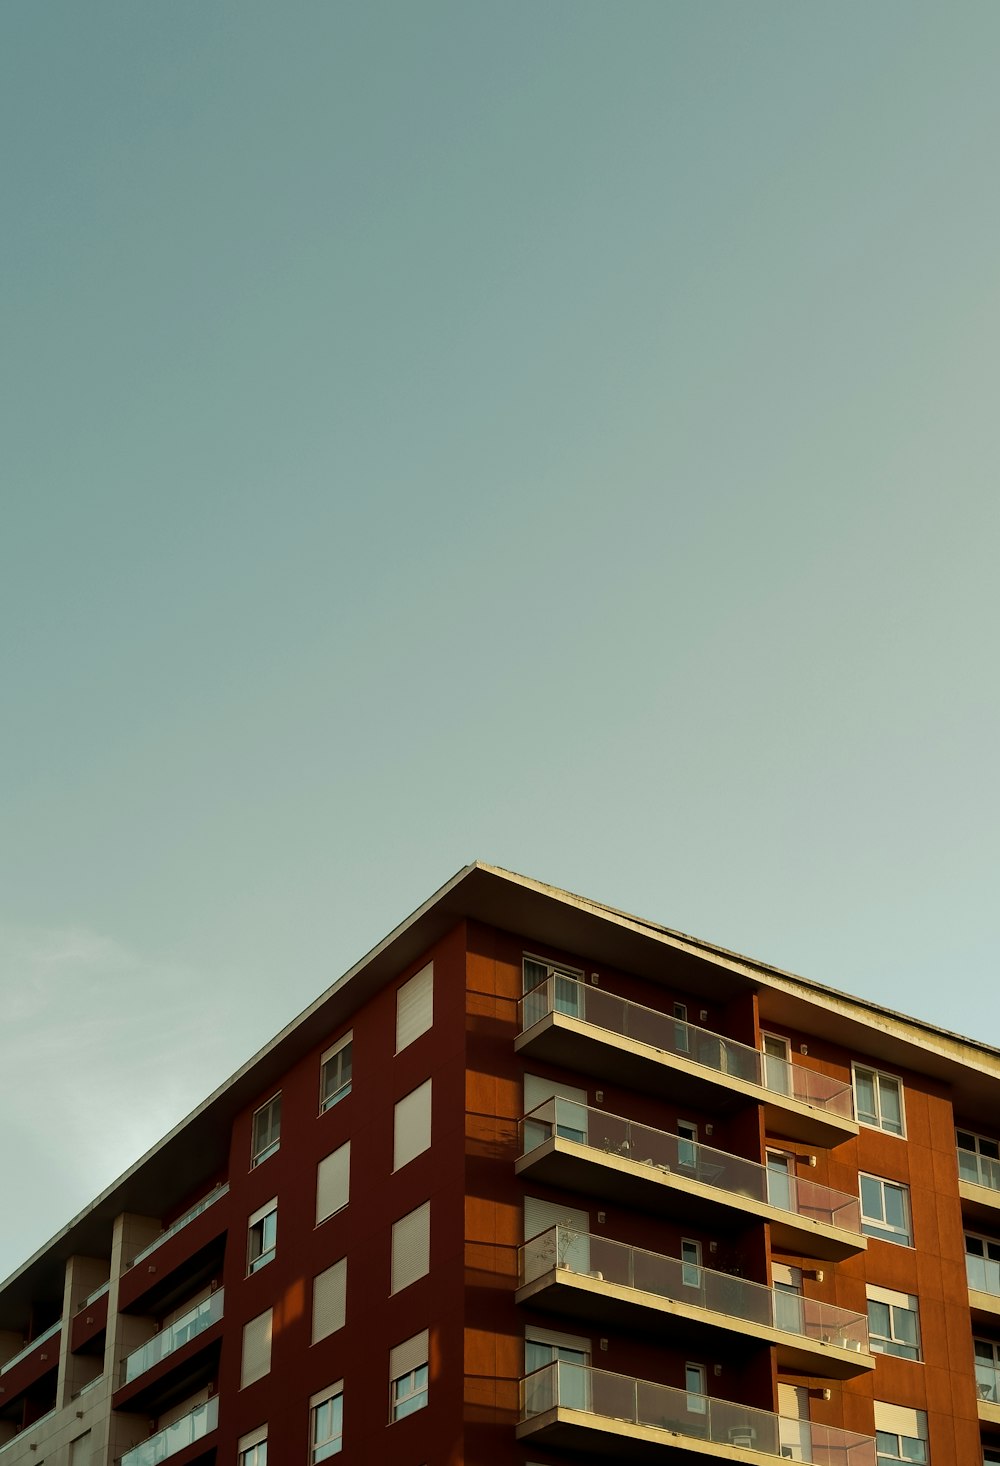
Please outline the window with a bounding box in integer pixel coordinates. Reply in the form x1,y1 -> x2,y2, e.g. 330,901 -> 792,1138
391,1201 -> 431,1294
393,1079 -> 432,1171
958,1130 -> 1000,1190
312,1258 -> 347,1343
854,1065 -> 904,1136
69,1433 -> 93,1466
673,1002 -> 689,1053
320,1033 -> 352,1112
316,1141 -> 350,1224
523,1074 -> 588,1148
251,1095 -> 281,1167
395,963 -> 433,1052
762,1033 -> 791,1094
523,956 -> 584,1022
241,1308 -> 272,1388
247,1199 -> 277,1274
390,1330 -> 429,1422
773,1262 -> 804,1333
767,1150 -> 796,1211
677,1120 -> 698,1169
524,1327 -> 589,1412
681,1238 -> 702,1289
237,1426 -> 267,1465
874,1403 -> 927,1465
967,1233 -> 1000,1294
860,1174 -> 912,1246
685,1362 -> 707,1414
975,1338 -> 1000,1402
310,1382 -> 343,1460
867,1286 -> 920,1360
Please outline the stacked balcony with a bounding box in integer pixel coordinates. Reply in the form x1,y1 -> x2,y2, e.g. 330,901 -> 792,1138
516,977 -> 857,1147
119,1396 -> 219,1466
518,1360 -> 877,1463
517,1098 -> 864,1261
519,1226 -> 873,1380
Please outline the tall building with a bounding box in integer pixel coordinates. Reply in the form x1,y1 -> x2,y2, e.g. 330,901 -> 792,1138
2,863 -> 1000,1466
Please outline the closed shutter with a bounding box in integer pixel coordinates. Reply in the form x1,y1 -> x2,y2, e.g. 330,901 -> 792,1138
241,1309 -> 273,1387
69,1432 -> 92,1466
391,1202 -> 430,1294
396,963 -> 433,1052
393,1079 -> 432,1170
312,1258 -> 348,1343
316,1141 -> 351,1224
523,1196 -> 589,1241
390,1329 -> 428,1382
874,1402 -> 926,1439
523,1074 -> 587,1113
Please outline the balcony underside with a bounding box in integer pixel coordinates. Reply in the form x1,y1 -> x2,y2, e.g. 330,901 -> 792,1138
515,1014 -> 857,1148
960,1179 -> 1000,1227
518,1406 -> 795,1464
516,1270 -> 874,1380
516,1137 -> 865,1262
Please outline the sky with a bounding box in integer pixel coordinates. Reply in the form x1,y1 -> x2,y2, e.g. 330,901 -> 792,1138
2,1 -> 999,1283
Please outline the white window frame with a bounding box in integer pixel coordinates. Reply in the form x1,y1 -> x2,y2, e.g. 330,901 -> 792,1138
247,1199 -> 278,1275
860,1173 -> 912,1246
673,1002 -> 690,1053
251,1094 -> 281,1167
237,1425 -> 268,1465
853,1064 -> 905,1137
677,1119 -> 698,1169
762,1032 -> 791,1094
866,1285 -> 920,1360
957,1129 -> 1000,1188
874,1402 -> 927,1465
685,1361 -> 707,1414
975,1337 -> 1000,1402
681,1238 -> 701,1288
320,1032 -> 353,1113
310,1381 -> 344,1460
389,1331 -> 430,1423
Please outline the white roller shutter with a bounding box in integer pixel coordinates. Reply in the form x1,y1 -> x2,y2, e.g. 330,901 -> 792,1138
312,1257 -> 347,1343
396,964 -> 433,1052
394,1079 -> 432,1170
391,1202 -> 430,1294
389,1328 -> 428,1382
316,1141 -> 351,1224
241,1309 -> 272,1387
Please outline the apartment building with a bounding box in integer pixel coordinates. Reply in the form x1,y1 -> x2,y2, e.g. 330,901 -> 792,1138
2,862 -> 1000,1466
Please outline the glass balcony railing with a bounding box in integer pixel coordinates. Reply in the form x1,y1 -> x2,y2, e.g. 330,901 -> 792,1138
520,1099 -> 861,1233
968,1254 -> 1000,1297
519,977 -> 854,1117
958,1141 -> 1000,1192
520,1226 -> 869,1352
119,1397 -> 218,1466
122,1290 -> 224,1384
975,1352 -> 1000,1403
521,1361 -> 876,1463
130,1185 -> 229,1267
0,1320 -> 61,1375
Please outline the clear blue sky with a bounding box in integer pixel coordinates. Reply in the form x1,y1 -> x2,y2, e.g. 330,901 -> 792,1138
3,2 -> 999,1281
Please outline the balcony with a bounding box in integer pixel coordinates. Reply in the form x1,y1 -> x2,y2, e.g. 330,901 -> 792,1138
0,1321 -> 61,1376
119,1397 -> 218,1466
518,1361 -> 877,1464
517,978 -> 857,1147
130,1186 -> 229,1268
518,1227 -> 873,1380
958,1134 -> 1000,1224
517,1100 -> 864,1261
122,1291 -> 224,1385
967,1254 -> 1000,1323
